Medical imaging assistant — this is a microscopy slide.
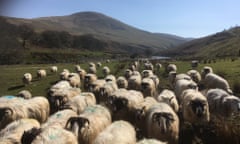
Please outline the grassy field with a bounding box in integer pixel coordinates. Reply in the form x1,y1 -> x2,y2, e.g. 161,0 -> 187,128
1,58 -> 240,97
1,58 -> 240,144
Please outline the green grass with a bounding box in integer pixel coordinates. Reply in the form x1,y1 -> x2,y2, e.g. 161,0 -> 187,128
1,58 -> 240,97
0,60 -> 131,96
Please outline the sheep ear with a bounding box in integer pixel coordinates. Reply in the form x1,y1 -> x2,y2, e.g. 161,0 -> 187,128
65,117 -> 77,129
4,108 -> 13,116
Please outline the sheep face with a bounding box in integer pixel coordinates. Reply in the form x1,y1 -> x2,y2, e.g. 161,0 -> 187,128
66,117 -> 90,136
117,78 -> 128,88
124,69 -> 132,79
142,70 -> 152,78
99,87 -> 109,98
21,127 -> 42,144
135,107 -> 146,121
152,112 -> 175,134
0,108 -> 13,122
107,96 -> 128,112
47,94 -> 68,113
223,97 -> 240,116
88,83 -> 97,92
141,82 -> 149,90
189,99 -> 208,118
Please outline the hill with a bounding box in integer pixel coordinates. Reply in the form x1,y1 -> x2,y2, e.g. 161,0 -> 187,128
162,27 -> 240,59
5,11 -> 188,53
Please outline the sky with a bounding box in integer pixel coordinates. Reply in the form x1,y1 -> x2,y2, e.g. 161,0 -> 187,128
1,0 -> 240,38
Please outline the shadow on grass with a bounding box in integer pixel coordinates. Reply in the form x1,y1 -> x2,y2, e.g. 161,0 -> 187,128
8,85 -> 25,91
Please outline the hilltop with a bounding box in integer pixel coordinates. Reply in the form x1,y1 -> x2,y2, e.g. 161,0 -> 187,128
162,27 -> 240,59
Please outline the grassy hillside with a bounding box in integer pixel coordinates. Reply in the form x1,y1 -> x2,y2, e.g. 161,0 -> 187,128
162,27 -> 240,59
6,11 -> 188,52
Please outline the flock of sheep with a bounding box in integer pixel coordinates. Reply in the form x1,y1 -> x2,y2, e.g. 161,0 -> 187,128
1,59 -> 240,144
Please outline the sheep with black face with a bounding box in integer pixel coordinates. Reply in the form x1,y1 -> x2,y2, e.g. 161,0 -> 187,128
146,103 -> 179,144
65,105 -> 111,144
181,89 -> 210,124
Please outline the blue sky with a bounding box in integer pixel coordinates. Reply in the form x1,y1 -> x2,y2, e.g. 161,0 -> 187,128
1,0 -> 240,38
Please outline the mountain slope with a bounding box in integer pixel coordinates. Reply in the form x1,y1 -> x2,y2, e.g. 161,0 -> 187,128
6,11 -> 188,52
163,27 -> 240,58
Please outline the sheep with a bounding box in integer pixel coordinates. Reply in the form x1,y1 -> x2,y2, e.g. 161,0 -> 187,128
129,61 -> 139,71
0,118 -> 40,144
84,73 -> 98,91
116,76 -> 128,89
88,79 -> 106,98
146,103 -> 179,144
0,96 -> 50,130
105,74 -> 116,82
50,66 -> 58,73
142,70 -> 154,78
203,73 -> 232,94
191,60 -> 199,68
166,64 -> 177,73
102,66 -> 111,77
77,68 -> 87,80
88,66 -> 97,74
41,109 -> 78,129
174,79 -> 198,102
128,74 -> 142,91
129,64 -> 137,71
187,69 -> 202,84
47,81 -> 81,114
97,62 -> 102,68
49,80 -> 72,90
144,63 -> 154,71
61,92 -> 96,114
65,105 -> 112,144
106,89 -> 144,123
169,72 -> 192,88
60,69 -> 70,80
98,81 -> 118,104
37,69 -> 47,79
206,88 -> 240,117
137,139 -> 167,144
22,73 -> 32,85
93,120 -> 136,144
106,59 -> 110,63
156,89 -> 179,113
68,73 -> 81,88
133,61 -> 140,69
124,69 -> 133,79
201,66 -> 213,79
132,70 -> 141,76
21,126 -> 78,144
74,65 -> 81,72
89,62 -> 96,68
141,77 -> 157,97
149,74 -> 160,89
181,89 -> 210,124
16,90 -> 32,99
155,63 -> 162,72
134,97 -> 158,138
